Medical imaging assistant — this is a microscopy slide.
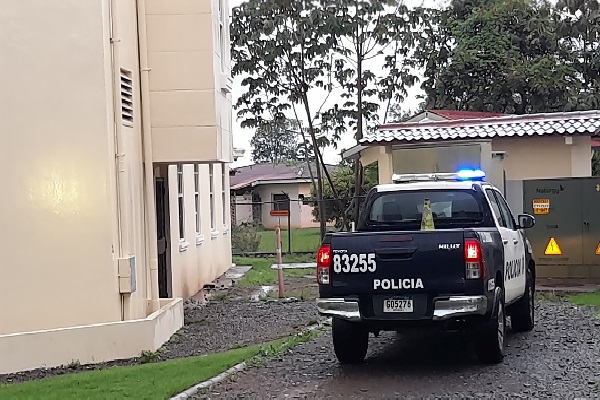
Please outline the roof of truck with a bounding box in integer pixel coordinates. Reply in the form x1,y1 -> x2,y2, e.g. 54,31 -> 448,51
375,180 -> 487,192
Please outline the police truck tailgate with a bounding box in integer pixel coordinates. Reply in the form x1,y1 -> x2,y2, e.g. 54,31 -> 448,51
329,229 -> 467,294
327,230 -> 468,316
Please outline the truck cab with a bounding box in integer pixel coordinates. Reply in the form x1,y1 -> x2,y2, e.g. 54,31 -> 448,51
316,169 -> 536,365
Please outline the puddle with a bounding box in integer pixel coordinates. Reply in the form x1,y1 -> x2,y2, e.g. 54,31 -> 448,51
250,285 -> 275,301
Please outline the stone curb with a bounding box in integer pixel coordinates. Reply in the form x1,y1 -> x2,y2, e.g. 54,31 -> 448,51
170,362 -> 247,399
169,320 -> 328,399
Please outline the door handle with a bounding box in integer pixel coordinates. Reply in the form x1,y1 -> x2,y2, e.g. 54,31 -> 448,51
503,240 -> 508,244
513,240 -> 519,244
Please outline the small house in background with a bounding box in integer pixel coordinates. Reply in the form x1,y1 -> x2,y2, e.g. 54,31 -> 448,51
230,162 -> 337,229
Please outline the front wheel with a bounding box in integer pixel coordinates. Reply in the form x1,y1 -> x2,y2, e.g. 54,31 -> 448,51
475,290 -> 506,364
332,318 -> 369,364
511,269 -> 535,332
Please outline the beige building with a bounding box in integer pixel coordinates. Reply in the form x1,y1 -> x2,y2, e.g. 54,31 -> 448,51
230,163 -> 337,229
0,0 -> 235,374
345,110 -> 600,187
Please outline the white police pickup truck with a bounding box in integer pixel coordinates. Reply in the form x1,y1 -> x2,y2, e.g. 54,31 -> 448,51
316,169 -> 536,364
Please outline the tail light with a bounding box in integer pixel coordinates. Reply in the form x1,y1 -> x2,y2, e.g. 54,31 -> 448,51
464,239 -> 484,279
316,244 -> 332,285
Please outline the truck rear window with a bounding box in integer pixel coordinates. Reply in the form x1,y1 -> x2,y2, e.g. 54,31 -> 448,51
367,190 -> 485,228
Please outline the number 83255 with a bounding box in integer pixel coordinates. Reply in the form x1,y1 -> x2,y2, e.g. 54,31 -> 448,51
332,253 -> 377,273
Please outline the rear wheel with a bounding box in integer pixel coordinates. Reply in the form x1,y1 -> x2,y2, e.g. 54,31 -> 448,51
332,318 -> 369,364
511,269 -> 535,332
475,290 -> 506,364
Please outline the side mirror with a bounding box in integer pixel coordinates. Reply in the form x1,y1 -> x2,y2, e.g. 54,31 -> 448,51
518,214 -> 535,229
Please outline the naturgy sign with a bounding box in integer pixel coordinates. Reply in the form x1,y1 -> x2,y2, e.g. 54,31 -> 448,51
536,184 -> 565,195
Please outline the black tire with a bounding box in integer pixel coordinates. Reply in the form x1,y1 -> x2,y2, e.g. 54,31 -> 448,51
332,318 -> 369,364
511,268 -> 535,332
475,289 -> 506,364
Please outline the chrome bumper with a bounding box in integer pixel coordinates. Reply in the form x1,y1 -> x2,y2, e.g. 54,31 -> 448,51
316,295 -> 488,322
432,295 -> 488,321
316,298 -> 362,321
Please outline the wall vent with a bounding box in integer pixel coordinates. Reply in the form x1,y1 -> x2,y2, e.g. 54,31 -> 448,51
120,69 -> 134,127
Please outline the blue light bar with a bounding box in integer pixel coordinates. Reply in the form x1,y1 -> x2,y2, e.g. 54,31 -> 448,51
456,169 -> 486,181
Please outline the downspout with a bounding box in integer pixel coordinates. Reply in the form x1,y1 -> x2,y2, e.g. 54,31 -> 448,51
108,0 -> 132,321
136,0 -> 160,311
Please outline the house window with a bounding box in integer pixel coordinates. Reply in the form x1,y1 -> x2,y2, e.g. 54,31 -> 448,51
299,194 -> 309,206
222,166 -> 228,226
273,193 -> 290,211
194,165 -> 201,234
177,165 -> 185,240
209,164 -> 216,230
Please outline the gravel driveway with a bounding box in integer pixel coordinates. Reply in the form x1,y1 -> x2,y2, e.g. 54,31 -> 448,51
200,301 -> 600,399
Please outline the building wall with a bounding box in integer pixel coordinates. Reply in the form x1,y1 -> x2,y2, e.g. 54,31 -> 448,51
234,193 -> 254,225
232,183 -> 322,229
298,182 -> 320,228
145,0 -> 233,164
0,0 -> 129,335
167,163 -> 232,299
492,136 -> 592,180
362,136 -> 592,185
0,0 -> 232,374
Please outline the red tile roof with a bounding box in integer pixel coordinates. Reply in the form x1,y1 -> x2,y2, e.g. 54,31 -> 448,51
427,110 -> 505,120
230,162 -> 337,191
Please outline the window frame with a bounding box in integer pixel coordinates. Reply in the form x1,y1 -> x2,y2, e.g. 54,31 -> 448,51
272,193 -> 290,211
209,164 -> 217,237
176,165 -> 189,251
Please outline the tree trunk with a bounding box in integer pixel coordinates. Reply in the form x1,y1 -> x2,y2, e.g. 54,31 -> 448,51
352,19 -> 364,225
302,102 -> 327,240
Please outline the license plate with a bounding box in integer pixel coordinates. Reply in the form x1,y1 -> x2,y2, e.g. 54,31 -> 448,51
383,297 -> 413,313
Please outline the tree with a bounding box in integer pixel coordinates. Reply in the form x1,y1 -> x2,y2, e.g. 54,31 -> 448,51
553,0 -> 600,109
593,150 -> 600,176
231,0 -> 341,239
250,118 -> 300,164
416,0 -> 580,113
322,0 -> 423,223
386,102 -> 424,123
310,163 -> 379,228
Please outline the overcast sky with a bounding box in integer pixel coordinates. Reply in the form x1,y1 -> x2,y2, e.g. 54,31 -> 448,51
228,0 -> 442,167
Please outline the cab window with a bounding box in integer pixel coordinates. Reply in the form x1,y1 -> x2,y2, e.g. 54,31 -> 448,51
366,189 -> 488,229
485,189 -> 506,228
492,190 -> 516,230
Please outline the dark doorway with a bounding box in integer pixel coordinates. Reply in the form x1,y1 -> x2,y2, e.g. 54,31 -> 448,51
155,176 -> 172,298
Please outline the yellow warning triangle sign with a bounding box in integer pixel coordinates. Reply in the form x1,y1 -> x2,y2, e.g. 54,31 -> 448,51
595,242 -> 600,255
544,237 -> 562,255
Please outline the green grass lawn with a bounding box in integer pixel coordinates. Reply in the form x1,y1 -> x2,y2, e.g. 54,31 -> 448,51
568,290 -> 600,308
0,330 -> 320,400
233,257 -> 315,287
258,227 -> 322,253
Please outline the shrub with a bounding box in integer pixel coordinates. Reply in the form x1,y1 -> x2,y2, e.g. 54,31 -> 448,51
232,222 -> 261,253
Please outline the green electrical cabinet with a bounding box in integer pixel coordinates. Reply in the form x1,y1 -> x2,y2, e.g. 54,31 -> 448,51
522,177 -> 600,278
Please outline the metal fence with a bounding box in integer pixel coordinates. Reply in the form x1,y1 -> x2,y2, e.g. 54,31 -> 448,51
230,195 -> 366,257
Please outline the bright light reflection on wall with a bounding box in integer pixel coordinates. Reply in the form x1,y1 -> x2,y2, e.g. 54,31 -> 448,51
28,162 -> 96,216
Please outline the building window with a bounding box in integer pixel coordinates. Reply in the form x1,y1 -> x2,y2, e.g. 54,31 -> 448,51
222,166 -> 228,226
194,165 -> 201,234
177,165 -> 185,240
298,194 -> 310,206
273,193 -> 290,211
209,164 -> 216,230
120,69 -> 134,127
